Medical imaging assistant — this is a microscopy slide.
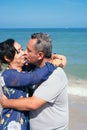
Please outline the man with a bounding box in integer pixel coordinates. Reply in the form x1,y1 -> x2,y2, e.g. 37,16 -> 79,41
0,33 -> 68,130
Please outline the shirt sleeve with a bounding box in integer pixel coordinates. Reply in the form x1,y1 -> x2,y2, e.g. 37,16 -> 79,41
2,62 -> 56,88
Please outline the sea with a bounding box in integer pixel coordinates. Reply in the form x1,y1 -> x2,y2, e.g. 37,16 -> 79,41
0,28 -> 87,97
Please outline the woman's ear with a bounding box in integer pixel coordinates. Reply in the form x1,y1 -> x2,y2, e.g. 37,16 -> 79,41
4,56 -> 11,63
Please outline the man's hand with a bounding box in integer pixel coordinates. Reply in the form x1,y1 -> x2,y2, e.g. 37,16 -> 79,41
0,93 -> 8,108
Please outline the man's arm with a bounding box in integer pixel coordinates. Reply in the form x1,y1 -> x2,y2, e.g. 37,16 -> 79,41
0,95 -> 47,111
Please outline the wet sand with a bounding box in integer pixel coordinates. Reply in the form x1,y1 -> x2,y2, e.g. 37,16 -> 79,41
69,95 -> 87,130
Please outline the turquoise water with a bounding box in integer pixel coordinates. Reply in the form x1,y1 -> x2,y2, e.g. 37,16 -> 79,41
0,28 -> 87,96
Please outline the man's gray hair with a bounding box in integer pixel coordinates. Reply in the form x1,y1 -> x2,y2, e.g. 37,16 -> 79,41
31,32 -> 52,58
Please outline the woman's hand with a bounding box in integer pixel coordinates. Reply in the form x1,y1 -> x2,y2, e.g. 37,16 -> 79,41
51,54 -> 67,68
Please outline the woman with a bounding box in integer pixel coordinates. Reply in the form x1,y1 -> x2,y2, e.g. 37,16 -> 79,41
0,39 -> 66,130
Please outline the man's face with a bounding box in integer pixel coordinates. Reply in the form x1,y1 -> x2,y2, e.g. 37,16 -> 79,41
25,38 -> 41,66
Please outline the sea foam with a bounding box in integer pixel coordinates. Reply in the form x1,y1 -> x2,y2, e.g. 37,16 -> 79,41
68,77 -> 87,97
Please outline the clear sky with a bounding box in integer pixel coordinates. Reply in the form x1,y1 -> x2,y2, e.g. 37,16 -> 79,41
0,0 -> 87,28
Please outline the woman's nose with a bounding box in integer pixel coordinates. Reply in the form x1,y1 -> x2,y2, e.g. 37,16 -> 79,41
24,49 -> 27,54
23,50 -> 27,57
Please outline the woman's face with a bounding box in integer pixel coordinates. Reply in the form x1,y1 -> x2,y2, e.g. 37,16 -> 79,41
11,42 -> 26,67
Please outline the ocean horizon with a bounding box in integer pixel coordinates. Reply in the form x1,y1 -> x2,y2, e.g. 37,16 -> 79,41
0,28 -> 87,97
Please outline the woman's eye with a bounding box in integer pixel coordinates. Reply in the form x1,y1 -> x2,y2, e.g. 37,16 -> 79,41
16,50 -> 20,54
16,49 -> 20,54
16,48 -> 24,54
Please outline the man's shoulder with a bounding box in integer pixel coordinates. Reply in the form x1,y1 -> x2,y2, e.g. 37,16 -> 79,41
52,67 -> 66,75
47,67 -> 67,82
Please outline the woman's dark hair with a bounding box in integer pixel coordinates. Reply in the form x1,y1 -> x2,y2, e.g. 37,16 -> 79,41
0,39 -> 17,70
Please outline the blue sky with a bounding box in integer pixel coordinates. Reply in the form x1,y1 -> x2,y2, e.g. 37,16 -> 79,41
0,0 -> 87,28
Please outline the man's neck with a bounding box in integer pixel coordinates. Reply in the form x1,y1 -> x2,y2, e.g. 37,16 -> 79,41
37,58 -> 52,68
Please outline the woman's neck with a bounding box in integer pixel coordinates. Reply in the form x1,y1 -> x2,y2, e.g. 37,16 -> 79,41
8,64 -> 22,72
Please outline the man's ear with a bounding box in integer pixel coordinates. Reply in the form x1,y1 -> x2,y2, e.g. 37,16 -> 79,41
38,52 -> 44,60
4,56 -> 11,62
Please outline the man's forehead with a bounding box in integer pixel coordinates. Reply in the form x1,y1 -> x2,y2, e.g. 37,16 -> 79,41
27,39 -> 37,48
28,39 -> 37,45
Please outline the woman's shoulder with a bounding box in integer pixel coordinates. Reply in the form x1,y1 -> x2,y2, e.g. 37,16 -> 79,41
2,69 -> 17,76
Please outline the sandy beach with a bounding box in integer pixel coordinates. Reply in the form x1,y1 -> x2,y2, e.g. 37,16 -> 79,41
69,95 -> 87,130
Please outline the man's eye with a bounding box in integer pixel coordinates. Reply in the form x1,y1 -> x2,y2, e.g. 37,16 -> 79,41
28,49 -> 31,52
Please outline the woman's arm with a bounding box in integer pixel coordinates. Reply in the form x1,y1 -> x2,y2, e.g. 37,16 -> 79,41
51,54 -> 67,68
3,62 -> 56,87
